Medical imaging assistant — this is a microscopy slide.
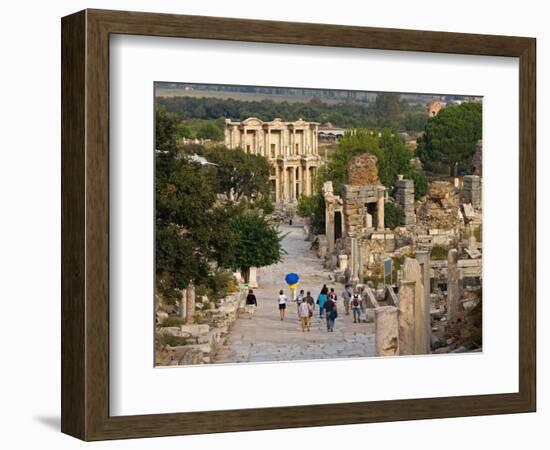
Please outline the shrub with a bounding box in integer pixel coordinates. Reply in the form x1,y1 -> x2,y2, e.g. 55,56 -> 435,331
410,170 -> 428,200
253,195 -> 274,214
160,334 -> 189,347
159,316 -> 186,327
430,245 -> 448,260
384,202 -> 404,229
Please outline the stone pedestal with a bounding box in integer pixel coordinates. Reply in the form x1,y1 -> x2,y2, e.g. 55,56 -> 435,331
374,306 -> 399,356
338,254 -> 348,272
248,267 -> 258,288
398,279 -> 416,355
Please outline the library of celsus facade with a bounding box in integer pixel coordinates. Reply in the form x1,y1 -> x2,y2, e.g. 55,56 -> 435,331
224,117 -> 324,204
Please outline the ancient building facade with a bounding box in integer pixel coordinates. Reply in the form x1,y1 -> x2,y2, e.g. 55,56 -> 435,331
224,117 -> 323,204
322,154 -> 388,284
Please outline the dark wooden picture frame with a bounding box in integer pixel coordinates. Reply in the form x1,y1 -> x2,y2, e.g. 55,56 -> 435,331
61,9 -> 536,441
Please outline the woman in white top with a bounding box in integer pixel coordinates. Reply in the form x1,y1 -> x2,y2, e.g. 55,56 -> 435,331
277,289 -> 288,320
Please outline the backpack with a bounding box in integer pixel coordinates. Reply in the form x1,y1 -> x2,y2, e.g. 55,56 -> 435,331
351,295 -> 360,307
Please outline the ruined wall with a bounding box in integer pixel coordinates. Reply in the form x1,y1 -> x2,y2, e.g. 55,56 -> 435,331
343,184 -> 380,237
463,175 -> 482,209
395,177 -> 416,225
347,153 -> 380,185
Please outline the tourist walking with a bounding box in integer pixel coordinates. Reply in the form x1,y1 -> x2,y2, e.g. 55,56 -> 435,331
277,289 -> 288,320
342,285 -> 352,315
328,287 -> 338,303
317,288 -> 328,318
305,291 -> 315,314
351,290 -> 362,323
298,297 -> 313,332
295,289 -> 305,316
245,289 -> 257,319
324,295 -> 338,332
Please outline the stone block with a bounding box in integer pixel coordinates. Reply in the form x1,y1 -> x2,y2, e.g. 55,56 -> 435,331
180,324 -> 210,336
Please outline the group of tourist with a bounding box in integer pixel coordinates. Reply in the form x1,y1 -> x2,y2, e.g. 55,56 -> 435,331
245,284 -> 364,333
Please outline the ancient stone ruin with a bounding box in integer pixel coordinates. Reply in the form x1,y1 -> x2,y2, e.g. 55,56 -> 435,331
315,142 -> 483,356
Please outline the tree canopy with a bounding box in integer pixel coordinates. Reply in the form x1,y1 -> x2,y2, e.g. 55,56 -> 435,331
229,213 -> 285,274
416,102 -> 482,175
156,95 -> 430,132
196,122 -> 224,141
155,107 -> 280,301
374,93 -> 403,127
317,128 -> 427,200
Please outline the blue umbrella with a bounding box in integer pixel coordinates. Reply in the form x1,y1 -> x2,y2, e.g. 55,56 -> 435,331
285,272 -> 300,285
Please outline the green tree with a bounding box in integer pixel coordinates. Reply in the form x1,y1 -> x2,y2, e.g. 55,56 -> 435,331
297,194 -> 326,234
410,170 -> 428,200
230,212 -> 285,279
252,195 -> 275,214
375,93 -> 402,127
384,202 -> 405,229
203,146 -> 271,200
377,129 -> 414,188
155,107 -> 181,153
416,102 -> 482,175
155,158 -> 218,293
196,121 -> 224,141
401,111 -> 428,132
318,129 -> 380,195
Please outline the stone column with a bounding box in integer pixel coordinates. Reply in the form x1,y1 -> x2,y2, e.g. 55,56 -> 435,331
185,281 -> 196,323
313,125 -> 318,155
403,258 -> 426,355
305,165 -> 311,196
179,288 -> 187,319
275,166 -> 280,203
281,166 -> 287,202
374,306 -> 399,356
326,204 -> 335,255
398,279 -> 416,355
447,248 -> 459,322
415,250 -> 432,354
377,187 -> 385,230
288,167 -> 293,202
267,129 -> 272,157
248,267 -> 258,288
349,237 -> 360,284
242,127 -> 247,151
463,175 -> 482,209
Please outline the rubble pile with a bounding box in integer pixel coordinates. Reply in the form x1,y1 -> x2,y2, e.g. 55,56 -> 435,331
431,299 -> 482,353
155,292 -> 241,365
416,180 -> 463,231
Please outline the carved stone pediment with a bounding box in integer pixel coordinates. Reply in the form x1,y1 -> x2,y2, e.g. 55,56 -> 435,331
242,117 -> 263,126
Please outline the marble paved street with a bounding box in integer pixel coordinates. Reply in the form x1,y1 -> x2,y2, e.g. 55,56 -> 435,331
214,223 -> 375,364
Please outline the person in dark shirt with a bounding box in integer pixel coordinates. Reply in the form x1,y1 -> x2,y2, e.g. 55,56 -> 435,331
324,296 -> 338,332
245,289 -> 257,319
305,291 -> 315,314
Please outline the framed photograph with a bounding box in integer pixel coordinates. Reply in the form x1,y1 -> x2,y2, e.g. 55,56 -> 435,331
61,9 -> 536,441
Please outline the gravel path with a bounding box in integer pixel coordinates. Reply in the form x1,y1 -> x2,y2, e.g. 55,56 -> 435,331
214,223 -> 375,364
